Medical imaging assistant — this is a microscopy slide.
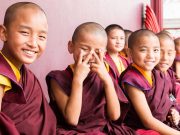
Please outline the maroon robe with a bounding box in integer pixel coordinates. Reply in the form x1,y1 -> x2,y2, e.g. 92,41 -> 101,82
0,54 -> 56,135
105,53 -> 129,82
175,54 -> 180,62
173,55 -> 180,101
0,112 -> 19,135
176,82 -> 180,103
46,65 -> 137,135
119,65 -> 179,130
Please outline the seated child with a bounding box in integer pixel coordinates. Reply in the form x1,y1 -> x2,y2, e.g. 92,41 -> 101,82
119,29 -> 180,135
46,22 -> 136,135
105,24 -> 129,81
0,2 -> 56,135
156,32 -> 180,125
174,37 -> 180,80
120,29 -> 132,62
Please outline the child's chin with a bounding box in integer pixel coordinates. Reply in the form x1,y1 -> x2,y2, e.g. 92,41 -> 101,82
160,68 -> 168,72
24,59 -> 36,65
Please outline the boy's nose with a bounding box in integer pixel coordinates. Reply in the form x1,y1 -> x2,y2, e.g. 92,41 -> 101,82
116,39 -> 120,44
89,51 -> 96,63
28,36 -> 38,47
147,50 -> 154,59
161,53 -> 168,61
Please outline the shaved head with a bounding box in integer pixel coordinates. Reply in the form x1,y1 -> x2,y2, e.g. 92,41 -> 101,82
105,24 -> 124,35
3,2 -> 46,28
174,37 -> 180,45
72,22 -> 107,44
128,29 -> 158,49
157,32 -> 173,40
157,32 -> 175,47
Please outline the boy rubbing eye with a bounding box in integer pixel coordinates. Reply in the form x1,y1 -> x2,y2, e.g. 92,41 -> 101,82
46,22 -> 136,135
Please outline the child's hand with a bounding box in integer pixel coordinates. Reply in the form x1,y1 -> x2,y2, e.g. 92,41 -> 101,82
90,49 -> 109,82
74,50 -> 91,82
168,108 -> 180,126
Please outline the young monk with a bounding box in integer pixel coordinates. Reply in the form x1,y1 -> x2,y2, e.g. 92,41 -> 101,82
105,24 -> 129,81
0,2 -> 56,135
174,37 -> 180,80
120,29 -> 132,61
156,33 -> 180,126
119,29 -> 180,135
46,22 -> 136,135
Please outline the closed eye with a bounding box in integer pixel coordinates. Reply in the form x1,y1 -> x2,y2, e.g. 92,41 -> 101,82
39,35 -> 47,41
140,48 -> 146,52
19,31 -> 29,36
168,51 -> 174,56
81,47 -> 89,51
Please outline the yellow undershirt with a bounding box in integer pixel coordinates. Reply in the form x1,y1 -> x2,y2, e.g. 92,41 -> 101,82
119,51 -> 126,58
132,63 -> 152,86
115,58 -> 125,75
0,51 -> 21,92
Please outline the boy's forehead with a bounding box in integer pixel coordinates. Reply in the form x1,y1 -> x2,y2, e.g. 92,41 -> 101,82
16,5 -> 44,16
75,32 -> 106,48
5,3 -> 46,28
136,35 -> 158,44
78,31 -> 106,42
160,38 -> 175,48
16,7 -> 47,23
131,35 -> 159,49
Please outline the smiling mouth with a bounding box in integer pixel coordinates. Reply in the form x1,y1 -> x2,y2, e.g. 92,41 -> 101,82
145,61 -> 155,64
23,50 -> 37,55
159,63 -> 168,66
115,45 -> 123,48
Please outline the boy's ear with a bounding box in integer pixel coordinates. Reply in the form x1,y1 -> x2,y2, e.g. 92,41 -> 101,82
0,25 -> 7,42
68,41 -> 74,54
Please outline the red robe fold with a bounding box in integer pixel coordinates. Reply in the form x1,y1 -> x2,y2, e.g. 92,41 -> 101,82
46,65 -> 137,135
0,54 -> 56,135
175,54 -> 180,62
105,53 -> 129,82
119,65 -> 179,131
0,112 -> 19,135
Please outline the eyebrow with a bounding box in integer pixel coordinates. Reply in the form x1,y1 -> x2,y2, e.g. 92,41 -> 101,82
18,25 -> 48,34
79,43 -> 106,50
138,45 -> 148,48
78,43 -> 90,47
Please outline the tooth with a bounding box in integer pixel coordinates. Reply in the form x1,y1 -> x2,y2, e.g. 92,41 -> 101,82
24,50 -> 35,55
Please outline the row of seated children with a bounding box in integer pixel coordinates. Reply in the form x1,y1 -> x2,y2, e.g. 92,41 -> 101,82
119,30 -> 180,135
104,24 -> 180,134
46,23 -> 180,135
46,22 -> 137,134
0,2 -> 137,135
1,1 -> 180,135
